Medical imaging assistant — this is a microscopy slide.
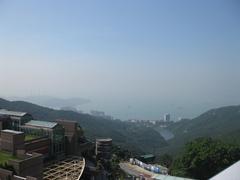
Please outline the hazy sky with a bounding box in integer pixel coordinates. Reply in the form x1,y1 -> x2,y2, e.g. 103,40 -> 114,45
0,0 -> 240,120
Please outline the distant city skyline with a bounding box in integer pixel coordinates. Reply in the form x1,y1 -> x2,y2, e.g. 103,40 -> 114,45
0,0 -> 240,120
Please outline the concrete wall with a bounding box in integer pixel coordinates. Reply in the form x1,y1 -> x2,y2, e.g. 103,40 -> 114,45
9,153 -> 43,180
56,120 -> 78,155
24,138 -> 51,158
56,120 -> 77,136
0,131 -> 25,155
0,168 -> 38,180
0,168 -> 13,180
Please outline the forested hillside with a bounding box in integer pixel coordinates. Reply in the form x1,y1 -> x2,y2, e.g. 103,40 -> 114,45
171,137 -> 240,179
161,105 -> 240,155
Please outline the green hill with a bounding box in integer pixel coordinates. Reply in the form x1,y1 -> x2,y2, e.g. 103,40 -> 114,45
161,105 -> 240,155
0,98 -> 167,154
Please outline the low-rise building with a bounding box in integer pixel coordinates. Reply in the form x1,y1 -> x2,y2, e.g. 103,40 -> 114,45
0,109 -> 33,130
0,110 -> 90,180
21,120 -> 65,157
139,154 -> 155,163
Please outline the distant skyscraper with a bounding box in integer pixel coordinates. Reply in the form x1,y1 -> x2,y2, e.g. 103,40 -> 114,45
164,114 -> 170,122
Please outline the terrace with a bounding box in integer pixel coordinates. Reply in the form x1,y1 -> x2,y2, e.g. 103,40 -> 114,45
0,151 -> 18,165
24,134 -> 40,141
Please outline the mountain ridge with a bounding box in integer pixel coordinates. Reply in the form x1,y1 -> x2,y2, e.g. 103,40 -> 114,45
162,104 -> 240,155
1,98 -> 240,156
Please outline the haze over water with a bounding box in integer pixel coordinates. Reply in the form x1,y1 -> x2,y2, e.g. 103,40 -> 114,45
0,1 -> 240,120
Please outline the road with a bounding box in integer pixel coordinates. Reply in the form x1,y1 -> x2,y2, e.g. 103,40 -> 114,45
119,162 -> 153,179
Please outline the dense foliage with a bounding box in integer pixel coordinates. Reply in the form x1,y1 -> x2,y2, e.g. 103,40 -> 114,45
155,153 -> 173,168
108,145 -> 132,179
171,137 -> 240,179
95,145 -> 131,179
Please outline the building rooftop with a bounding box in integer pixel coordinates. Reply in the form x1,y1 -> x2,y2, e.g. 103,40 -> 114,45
210,160 -> 240,180
25,120 -> 58,129
56,119 -> 77,123
140,154 -> 155,159
96,138 -> 112,142
0,109 -> 28,117
152,174 -> 193,180
1,129 -> 24,134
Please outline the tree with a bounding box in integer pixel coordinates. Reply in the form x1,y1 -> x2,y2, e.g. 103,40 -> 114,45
171,137 -> 240,179
156,154 -> 173,168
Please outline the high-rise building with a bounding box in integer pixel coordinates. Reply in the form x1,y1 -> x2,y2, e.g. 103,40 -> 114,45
164,114 -> 170,122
